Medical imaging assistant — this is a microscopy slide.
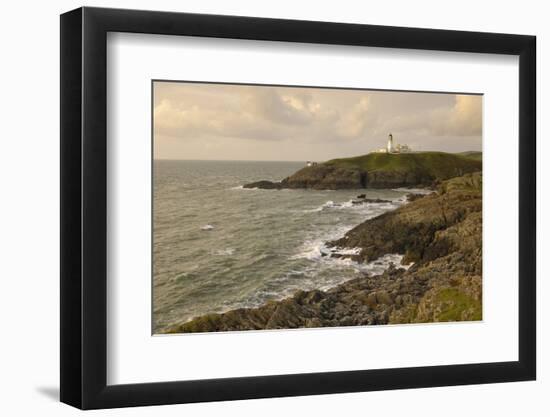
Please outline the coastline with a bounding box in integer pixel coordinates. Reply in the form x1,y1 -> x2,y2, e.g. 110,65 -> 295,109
162,172 -> 482,334
243,151 -> 482,190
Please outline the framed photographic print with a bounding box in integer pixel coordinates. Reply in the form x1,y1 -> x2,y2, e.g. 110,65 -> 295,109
60,7 -> 536,409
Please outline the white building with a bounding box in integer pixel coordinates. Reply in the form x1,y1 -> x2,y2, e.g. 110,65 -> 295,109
373,133 -> 412,154
394,143 -> 411,153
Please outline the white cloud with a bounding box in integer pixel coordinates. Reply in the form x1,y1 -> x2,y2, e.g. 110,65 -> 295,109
153,82 -> 482,160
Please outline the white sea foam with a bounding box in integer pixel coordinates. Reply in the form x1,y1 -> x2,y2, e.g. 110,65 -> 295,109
204,250 -> 415,316
392,187 -> 434,195
291,225 -> 351,261
330,247 -> 362,256
393,195 -> 408,204
303,193 -> 418,215
289,190 -> 414,297
293,234 -> 411,275
233,251 -> 414,311
228,192 -> 413,311
302,200 -> 335,212
200,224 -> 214,231
230,185 -> 265,190
232,194 -> 414,312
304,198 -> 403,214
212,248 -> 235,256
318,253 -> 414,290
230,185 -> 272,190
339,200 -> 355,209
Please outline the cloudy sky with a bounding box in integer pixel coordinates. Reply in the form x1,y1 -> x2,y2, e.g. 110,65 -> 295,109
153,81 -> 482,161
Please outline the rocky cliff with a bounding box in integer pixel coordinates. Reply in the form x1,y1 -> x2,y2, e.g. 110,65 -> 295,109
243,151 -> 482,190
165,172 -> 482,333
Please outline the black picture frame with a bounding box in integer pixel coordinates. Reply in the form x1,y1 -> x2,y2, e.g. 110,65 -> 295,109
60,6 -> 536,410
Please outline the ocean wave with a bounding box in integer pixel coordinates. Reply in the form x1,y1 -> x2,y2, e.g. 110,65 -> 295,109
303,197 -> 404,214
292,234 -> 411,274
392,187 -> 434,195
225,252 -> 414,313
212,248 -> 235,256
330,247 -> 362,256
316,253 -> 414,290
220,192 -> 412,314
303,200 -> 336,212
291,225 -> 351,261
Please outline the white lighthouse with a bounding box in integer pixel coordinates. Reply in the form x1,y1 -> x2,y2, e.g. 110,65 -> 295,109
372,133 -> 412,154
387,133 -> 394,153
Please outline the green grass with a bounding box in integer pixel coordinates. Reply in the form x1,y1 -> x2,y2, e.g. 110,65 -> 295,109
433,288 -> 482,322
440,171 -> 482,194
323,151 -> 482,179
390,287 -> 482,324
457,151 -> 483,161
389,303 -> 419,324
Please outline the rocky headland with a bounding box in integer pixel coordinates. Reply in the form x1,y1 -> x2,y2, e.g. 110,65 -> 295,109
244,151 -> 481,190
165,171 -> 482,333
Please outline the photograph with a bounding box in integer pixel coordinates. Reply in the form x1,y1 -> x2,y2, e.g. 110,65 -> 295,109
152,81 -> 483,334
1,0 -> 543,413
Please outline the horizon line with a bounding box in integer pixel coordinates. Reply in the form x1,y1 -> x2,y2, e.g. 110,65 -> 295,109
153,150 -> 482,163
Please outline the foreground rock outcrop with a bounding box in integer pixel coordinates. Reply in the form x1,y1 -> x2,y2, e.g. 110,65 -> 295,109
243,152 -> 482,190
165,172 -> 482,333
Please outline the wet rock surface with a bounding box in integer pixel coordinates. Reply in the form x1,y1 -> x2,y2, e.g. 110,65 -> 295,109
243,180 -> 284,189
165,172 -> 482,334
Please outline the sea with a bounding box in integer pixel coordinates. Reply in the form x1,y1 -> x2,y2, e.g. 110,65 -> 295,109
153,160 -> 421,333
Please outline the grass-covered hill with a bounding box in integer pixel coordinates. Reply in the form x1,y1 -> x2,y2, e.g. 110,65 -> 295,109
456,151 -> 482,161
326,151 -> 481,175
244,151 -> 482,190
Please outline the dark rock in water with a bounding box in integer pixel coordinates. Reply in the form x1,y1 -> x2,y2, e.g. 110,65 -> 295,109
369,198 -> 393,203
351,198 -> 393,205
357,194 -> 366,199
163,172 -> 482,334
280,165 -> 366,189
243,180 -> 283,190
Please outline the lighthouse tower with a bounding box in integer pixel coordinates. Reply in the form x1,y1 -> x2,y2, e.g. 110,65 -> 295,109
386,133 -> 394,153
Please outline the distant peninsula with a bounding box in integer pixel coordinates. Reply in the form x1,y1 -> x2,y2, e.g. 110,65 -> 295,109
244,151 -> 482,190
